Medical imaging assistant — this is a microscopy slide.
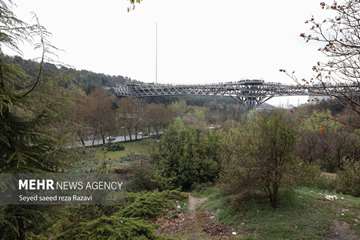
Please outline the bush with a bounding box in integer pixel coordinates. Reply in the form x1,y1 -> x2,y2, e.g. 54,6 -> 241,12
56,191 -> 186,240
291,162 -> 336,190
291,162 -> 322,187
336,161 -> 360,197
120,191 -> 186,219
126,161 -> 172,192
106,142 -> 125,152
57,214 -> 161,240
126,165 -> 159,192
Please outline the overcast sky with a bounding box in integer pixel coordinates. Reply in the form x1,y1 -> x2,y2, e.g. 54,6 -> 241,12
12,0 -> 325,106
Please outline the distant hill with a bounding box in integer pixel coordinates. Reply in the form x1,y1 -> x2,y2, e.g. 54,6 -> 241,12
5,55 -> 259,114
5,55 -> 138,94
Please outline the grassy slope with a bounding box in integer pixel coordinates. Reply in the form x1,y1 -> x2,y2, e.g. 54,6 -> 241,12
198,187 -> 360,240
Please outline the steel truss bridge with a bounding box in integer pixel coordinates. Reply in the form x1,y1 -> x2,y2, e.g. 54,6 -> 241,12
112,80 -> 360,107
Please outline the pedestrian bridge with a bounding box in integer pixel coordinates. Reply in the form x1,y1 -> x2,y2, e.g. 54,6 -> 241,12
112,80 -> 360,107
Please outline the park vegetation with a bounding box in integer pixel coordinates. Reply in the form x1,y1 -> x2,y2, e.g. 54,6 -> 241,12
1,0 -> 360,239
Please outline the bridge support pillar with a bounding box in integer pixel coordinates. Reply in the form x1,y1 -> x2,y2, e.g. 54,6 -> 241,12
232,96 -> 273,108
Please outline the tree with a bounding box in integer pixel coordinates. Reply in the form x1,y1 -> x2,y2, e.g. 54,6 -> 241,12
296,111 -> 340,164
87,88 -> 116,144
0,1 -> 67,239
296,110 -> 360,171
73,93 -> 92,146
128,0 -> 143,11
283,0 -> 360,116
144,103 -> 174,137
74,88 -> 116,145
117,97 -> 142,141
155,119 -> 220,190
220,111 -> 296,208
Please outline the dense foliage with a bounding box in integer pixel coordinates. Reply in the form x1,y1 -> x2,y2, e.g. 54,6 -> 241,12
155,119 -> 220,190
106,142 -> 125,152
220,110 -> 296,208
58,215 -> 160,240
0,1 -> 73,239
52,191 -> 185,240
337,161 -> 360,197
120,191 -> 186,219
296,111 -> 360,172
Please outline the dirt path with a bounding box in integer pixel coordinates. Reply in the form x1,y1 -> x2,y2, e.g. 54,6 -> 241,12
327,221 -> 359,240
188,195 -> 208,240
156,194 -> 239,240
188,195 -> 207,212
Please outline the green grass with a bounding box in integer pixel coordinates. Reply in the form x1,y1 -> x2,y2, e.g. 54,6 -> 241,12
198,187 -> 360,240
69,139 -> 155,173
95,139 -> 154,161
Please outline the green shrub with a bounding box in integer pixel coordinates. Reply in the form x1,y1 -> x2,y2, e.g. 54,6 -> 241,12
126,160 -> 177,192
106,142 -> 125,152
126,162 -> 163,192
57,214 -> 160,240
121,191 -> 186,219
336,161 -> 360,197
291,163 -> 336,190
46,191 -> 184,240
317,173 -> 337,191
292,163 -> 322,187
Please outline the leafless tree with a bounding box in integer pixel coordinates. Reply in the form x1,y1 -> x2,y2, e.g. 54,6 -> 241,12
75,88 -> 116,145
144,103 -> 174,137
282,0 -> 360,116
117,97 -> 143,141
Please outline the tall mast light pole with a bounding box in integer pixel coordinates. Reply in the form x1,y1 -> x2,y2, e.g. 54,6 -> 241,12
155,22 -> 158,84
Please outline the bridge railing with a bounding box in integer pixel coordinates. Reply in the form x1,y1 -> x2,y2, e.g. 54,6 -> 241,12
112,80 -> 360,106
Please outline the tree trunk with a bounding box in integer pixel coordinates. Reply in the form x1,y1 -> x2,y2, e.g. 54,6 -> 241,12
99,127 -> 106,145
80,137 -> 85,147
92,130 -> 97,146
77,132 -> 86,146
155,126 -> 159,137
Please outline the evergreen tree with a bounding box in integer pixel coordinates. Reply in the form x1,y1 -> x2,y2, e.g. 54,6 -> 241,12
0,1 -> 63,239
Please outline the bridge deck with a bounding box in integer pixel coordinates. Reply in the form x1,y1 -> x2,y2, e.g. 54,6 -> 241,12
112,80 -> 360,106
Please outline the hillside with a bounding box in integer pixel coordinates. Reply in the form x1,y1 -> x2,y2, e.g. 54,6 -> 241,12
5,55 -> 138,93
